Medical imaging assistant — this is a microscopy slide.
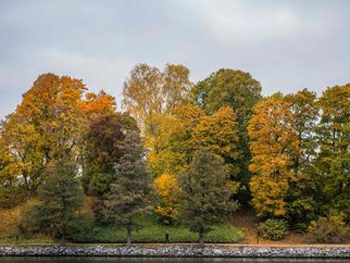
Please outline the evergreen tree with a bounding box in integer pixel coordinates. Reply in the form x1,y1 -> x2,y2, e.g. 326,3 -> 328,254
82,113 -> 137,221
104,130 -> 151,246
178,148 -> 239,245
36,156 -> 84,243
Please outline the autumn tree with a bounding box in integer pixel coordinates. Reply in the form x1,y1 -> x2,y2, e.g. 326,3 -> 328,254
248,98 -> 299,218
145,103 -> 205,176
163,64 -> 193,111
144,113 -> 179,176
82,113 -> 137,220
284,89 -> 319,225
192,69 -> 262,188
80,90 -> 116,119
316,84 -> 350,222
0,113 -> 44,193
178,149 -> 239,245
146,104 -> 241,179
0,73 -> 87,194
153,173 -> 180,225
123,63 -> 192,130
104,130 -> 151,246
191,106 -> 240,175
17,73 -> 86,161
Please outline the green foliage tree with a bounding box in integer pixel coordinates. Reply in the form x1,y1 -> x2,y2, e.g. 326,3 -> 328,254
104,130 -> 151,246
192,69 -> 262,188
178,148 -> 239,245
284,89 -> 319,226
33,156 -> 84,243
316,84 -> 350,222
82,113 -> 137,221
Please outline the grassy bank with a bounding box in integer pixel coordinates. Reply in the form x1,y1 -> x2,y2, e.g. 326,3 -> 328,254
73,224 -> 243,243
0,215 -> 244,245
72,214 -> 244,243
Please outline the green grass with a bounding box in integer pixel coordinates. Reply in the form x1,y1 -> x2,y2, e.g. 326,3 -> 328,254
0,214 -> 244,245
72,214 -> 244,243
0,236 -> 56,246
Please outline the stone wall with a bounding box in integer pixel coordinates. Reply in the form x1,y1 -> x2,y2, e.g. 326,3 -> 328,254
1,245 -> 350,258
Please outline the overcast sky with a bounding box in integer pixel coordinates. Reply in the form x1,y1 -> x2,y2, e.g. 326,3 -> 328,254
1,0 -> 349,120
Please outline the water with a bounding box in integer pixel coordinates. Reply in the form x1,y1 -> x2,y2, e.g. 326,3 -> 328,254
0,258 -> 349,263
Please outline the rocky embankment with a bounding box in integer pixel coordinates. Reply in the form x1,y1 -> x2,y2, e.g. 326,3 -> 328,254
1,245 -> 350,258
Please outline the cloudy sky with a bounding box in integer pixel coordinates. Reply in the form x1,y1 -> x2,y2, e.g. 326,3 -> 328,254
0,0 -> 349,120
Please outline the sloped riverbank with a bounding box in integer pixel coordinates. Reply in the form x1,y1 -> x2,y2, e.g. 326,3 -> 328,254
1,245 -> 350,258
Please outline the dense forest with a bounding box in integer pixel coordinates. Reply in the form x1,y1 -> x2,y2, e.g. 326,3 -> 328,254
0,64 -> 349,244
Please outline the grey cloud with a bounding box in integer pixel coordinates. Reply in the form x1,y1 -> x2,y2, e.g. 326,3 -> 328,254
0,0 -> 349,120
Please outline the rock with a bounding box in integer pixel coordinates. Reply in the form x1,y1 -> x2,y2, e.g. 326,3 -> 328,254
0,245 -> 350,258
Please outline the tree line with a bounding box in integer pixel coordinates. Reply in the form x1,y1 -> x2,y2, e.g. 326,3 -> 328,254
0,64 -> 349,244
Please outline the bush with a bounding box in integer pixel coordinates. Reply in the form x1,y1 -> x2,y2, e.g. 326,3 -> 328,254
305,213 -> 350,243
19,202 -> 96,240
293,222 -> 308,234
257,218 -> 288,240
68,213 -> 97,241
18,200 -> 44,237
0,206 -> 21,238
0,186 -> 26,209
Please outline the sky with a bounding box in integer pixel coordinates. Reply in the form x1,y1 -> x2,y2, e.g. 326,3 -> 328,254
0,0 -> 350,120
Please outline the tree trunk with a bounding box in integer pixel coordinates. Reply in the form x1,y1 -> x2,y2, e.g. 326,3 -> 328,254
61,229 -> 66,245
165,226 -> 170,243
198,229 -> 204,246
126,217 -> 132,247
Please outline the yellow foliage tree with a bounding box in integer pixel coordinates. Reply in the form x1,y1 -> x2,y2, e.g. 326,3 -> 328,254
0,73 -> 91,193
153,173 -> 180,224
144,113 -> 180,176
248,98 -> 299,218
191,106 -> 240,175
146,105 -> 241,178
145,104 -> 205,176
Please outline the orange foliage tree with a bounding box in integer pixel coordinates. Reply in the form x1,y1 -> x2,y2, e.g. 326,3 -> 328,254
0,74 -> 117,195
80,90 -> 116,119
0,74 -> 87,193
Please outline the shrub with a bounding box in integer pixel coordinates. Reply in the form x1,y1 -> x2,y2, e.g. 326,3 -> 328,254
20,203 -> 96,241
305,213 -> 349,243
18,200 -> 44,237
257,218 -> 288,240
0,186 -> 26,209
68,213 -> 96,241
0,206 -> 21,238
293,222 -> 308,234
